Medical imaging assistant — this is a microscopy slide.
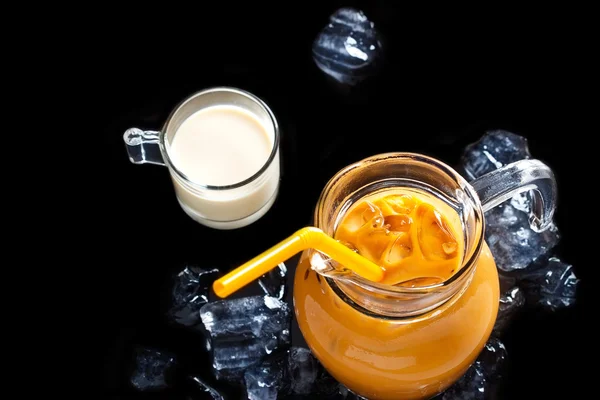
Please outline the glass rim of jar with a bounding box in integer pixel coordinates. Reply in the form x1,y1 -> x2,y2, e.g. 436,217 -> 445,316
158,86 -> 280,191
314,152 -> 484,296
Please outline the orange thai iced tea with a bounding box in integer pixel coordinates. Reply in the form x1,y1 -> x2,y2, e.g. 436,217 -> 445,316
294,187 -> 499,400
334,190 -> 464,286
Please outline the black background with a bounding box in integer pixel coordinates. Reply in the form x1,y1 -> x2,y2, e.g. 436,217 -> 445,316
91,2 -> 590,398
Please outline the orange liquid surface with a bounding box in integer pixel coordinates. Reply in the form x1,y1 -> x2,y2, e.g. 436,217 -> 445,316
293,189 -> 499,399
334,191 -> 463,286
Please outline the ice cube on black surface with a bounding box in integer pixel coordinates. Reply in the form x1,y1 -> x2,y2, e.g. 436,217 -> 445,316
258,262 -> 287,300
168,266 -> 221,327
312,7 -> 382,86
476,337 -> 508,378
493,286 -> 526,335
244,355 -> 285,400
200,295 -> 291,382
286,347 -> 319,395
130,347 -> 177,391
460,130 -> 531,180
516,257 -> 579,311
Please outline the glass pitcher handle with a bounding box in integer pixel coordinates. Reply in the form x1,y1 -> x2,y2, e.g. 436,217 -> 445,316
123,128 -> 166,166
470,159 -> 557,233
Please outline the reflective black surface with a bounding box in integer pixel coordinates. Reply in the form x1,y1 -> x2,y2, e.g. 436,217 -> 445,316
93,2 -> 587,398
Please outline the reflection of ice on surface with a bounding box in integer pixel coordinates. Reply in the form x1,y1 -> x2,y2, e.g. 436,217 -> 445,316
312,7 -> 382,85
129,347 -> 176,391
200,295 -> 291,382
167,265 -> 220,327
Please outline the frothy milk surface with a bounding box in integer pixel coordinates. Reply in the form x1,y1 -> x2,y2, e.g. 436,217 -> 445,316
170,105 -> 273,186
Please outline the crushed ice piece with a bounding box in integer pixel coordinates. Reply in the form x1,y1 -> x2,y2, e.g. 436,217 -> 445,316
258,262 -> 287,300
312,7 -> 383,85
285,347 -> 319,395
167,265 -> 220,327
475,337 -> 508,378
515,257 -> 580,311
244,355 -> 285,400
129,347 -> 177,391
200,295 -> 291,382
460,130 -> 531,180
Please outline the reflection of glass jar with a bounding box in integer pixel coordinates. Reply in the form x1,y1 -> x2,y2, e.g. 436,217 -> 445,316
293,153 -> 556,400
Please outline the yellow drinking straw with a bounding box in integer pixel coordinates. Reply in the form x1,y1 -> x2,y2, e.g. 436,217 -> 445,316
212,227 -> 385,298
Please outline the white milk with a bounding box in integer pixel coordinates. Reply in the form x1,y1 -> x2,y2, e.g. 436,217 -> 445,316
167,105 -> 280,229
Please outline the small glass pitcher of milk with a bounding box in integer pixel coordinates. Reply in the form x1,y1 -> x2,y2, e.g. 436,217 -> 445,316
123,87 -> 281,229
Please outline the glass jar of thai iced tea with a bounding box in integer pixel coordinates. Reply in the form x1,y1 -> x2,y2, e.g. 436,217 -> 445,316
293,152 -> 556,399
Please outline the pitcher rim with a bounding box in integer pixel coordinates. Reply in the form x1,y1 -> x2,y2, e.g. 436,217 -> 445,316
314,152 -> 485,295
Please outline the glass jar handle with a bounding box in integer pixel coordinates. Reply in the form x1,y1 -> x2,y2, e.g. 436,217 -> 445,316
470,159 -> 557,233
123,128 -> 166,166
